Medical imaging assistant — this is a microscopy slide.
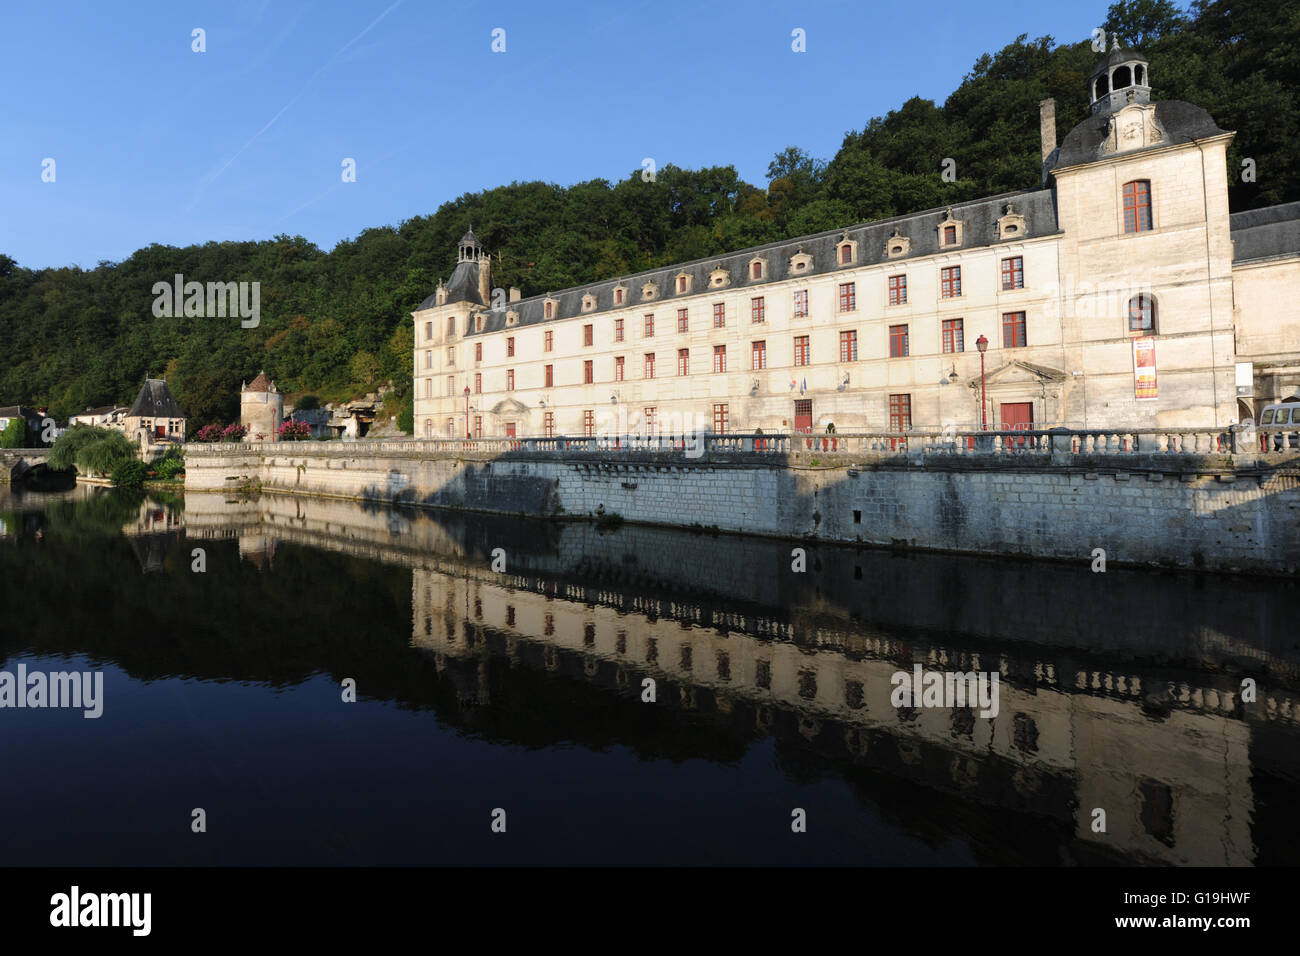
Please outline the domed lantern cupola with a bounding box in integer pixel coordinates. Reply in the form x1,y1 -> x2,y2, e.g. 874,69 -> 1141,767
458,226 -> 484,263
1089,34 -> 1150,116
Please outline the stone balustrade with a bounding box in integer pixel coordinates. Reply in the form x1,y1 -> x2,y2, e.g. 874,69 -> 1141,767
181,425 -> 1300,465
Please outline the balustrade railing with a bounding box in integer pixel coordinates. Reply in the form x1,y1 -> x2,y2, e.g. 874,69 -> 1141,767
176,425 -> 1294,461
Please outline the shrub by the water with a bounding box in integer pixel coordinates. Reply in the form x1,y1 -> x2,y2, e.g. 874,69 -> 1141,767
0,417 -> 26,448
48,426 -> 136,477
111,458 -> 147,488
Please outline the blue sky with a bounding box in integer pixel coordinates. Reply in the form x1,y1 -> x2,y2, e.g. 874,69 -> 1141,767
0,0 -> 1114,270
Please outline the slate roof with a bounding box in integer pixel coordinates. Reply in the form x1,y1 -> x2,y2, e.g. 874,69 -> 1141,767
1088,43 -> 1147,79
422,188 -> 1059,333
0,405 -> 42,420
418,256 -> 487,309
1231,201 -> 1300,263
74,405 -> 124,417
127,379 -> 185,419
1050,100 -> 1226,172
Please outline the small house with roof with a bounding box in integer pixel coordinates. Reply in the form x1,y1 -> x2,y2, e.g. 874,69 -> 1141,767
124,379 -> 186,445
240,371 -> 284,441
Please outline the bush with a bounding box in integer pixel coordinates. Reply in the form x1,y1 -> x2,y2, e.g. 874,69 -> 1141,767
397,397 -> 413,435
111,458 -> 147,488
0,417 -> 26,448
277,419 -> 311,441
150,448 -> 185,479
194,423 -> 223,443
296,395 -> 320,411
220,423 -> 248,442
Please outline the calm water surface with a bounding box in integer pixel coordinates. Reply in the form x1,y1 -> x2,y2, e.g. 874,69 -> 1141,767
1,485 -> 1298,865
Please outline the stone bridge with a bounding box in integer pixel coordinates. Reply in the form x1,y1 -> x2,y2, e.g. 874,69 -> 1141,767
1,447 -> 52,482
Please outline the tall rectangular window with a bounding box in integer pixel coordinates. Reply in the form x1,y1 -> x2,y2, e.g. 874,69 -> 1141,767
583,359 -> 594,384
506,336 -> 515,357
614,317 -> 624,342
889,393 -> 912,431
677,308 -> 689,333
888,274 -> 907,306
713,303 -> 725,328
644,314 -> 655,338
752,340 -> 767,370
473,415 -> 482,438
446,418 -> 455,437
475,342 -> 482,362
644,353 -> 655,379
839,282 -> 856,312
840,244 -> 852,264
1002,311 -> 1027,348
942,318 -> 964,354
474,372 -> 481,393
425,321 -> 433,341
941,266 -> 961,298
793,289 -> 809,318
751,297 -> 765,323
794,335 -> 810,367
544,330 -> 553,351
506,369 -> 514,390
677,348 -> 689,376
839,330 -> 857,362
1001,256 -> 1024,290
713,404 -> 729,434
1123,179 -> 1153,232
544,301 -> 553,319
447,377 -> 455,397
425,350 -> 432,369
543,412 -> 555,437
713,344 -> 726,373
889,324 -> 909,358
614,356 -> 625,381
544,364 -> 554,387
583,324 -> 593,346
944,224 -> 957,245
447,316 -> 456,335
425,378 -> 432,398
615,288 -> 624,305
583,410 -> 595,437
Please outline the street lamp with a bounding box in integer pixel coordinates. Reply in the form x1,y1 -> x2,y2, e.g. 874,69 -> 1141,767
463,386 -> 471,438
976,335 -> 989,430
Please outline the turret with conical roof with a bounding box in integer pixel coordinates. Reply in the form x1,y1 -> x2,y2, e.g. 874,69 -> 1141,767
240,370 -> 283,441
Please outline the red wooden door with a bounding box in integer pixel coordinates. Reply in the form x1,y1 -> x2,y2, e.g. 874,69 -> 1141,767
1000,402 -> 1032,447
794,400 -> 812,434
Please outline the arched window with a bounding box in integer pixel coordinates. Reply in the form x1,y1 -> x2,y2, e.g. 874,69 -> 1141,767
1122,180 -> 1152,233
1128,294 -> 1156,333
1113,65 -> 1131,90
1095,74 -> 1109,99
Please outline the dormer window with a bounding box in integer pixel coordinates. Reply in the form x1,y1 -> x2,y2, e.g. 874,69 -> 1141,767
997,202 -> 1027,241
837,236 -> 857,266
506,310 -> 519,326
789,249 -> 813,274
613,284 -> 627,305
886,232 -> 910,258
938,209 -> 964,248
709,267 -> 729,288
582,292 -> 597,313
675,272 -> 692,294
749,258 -> 766,281
475,314 -> 485,332
544,297 -> 556,319
642,281 -> 658,301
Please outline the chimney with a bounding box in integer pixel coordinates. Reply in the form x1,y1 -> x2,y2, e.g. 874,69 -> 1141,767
1039,98 -> 1057,163
477,252 -> 491,307
509,287 -> 521,303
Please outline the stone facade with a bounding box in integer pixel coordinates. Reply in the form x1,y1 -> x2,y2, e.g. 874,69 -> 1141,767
184,442 -> 1300,574
411,45 -> 1300,440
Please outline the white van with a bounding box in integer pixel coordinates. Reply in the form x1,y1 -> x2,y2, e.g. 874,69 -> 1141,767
1259,400 -> 1300,450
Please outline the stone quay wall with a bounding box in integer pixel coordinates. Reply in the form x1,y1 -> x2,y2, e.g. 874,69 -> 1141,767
184,431 -> 1300,574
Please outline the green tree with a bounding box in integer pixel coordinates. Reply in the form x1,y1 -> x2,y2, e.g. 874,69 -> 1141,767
0,417 -> 25,448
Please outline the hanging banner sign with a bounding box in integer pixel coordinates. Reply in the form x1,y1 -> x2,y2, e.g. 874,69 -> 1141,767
1133,336 -> 1158,400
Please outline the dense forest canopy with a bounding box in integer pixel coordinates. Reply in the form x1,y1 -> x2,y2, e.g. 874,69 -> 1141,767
2,0 -> 1295,428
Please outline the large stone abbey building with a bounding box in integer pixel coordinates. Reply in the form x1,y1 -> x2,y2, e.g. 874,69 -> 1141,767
413,42 -> 1300,439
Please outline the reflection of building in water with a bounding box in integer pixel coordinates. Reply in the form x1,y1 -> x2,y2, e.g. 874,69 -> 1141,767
120,499 -> 184,573
412,567 -> 1260,865
238,535 -> 276,570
